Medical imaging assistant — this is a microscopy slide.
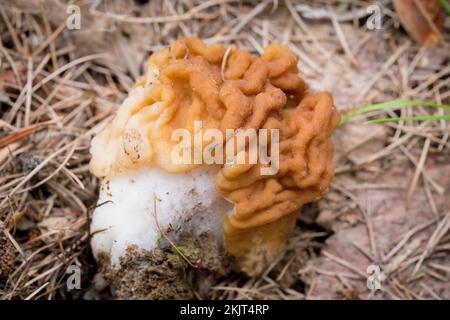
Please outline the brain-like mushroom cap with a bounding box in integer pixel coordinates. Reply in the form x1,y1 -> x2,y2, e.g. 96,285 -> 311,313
90,37 -> 339,275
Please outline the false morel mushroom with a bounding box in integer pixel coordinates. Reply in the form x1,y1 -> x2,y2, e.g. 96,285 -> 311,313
89,37 -> 339,298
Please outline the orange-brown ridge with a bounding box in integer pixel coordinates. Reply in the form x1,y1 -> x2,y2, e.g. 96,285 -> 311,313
90,37 -> 340,275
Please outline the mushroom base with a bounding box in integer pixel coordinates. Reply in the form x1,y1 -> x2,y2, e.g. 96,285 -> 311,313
90,165 -> 233,298
224,212 -> 298,276
96,230 -> 230,299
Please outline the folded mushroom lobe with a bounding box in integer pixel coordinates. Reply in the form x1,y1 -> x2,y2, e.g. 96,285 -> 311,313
90,37 -> 340,276
218,93 -> 339,275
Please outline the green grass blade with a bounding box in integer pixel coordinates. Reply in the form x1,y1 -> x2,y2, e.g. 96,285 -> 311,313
439,0 -> 450,16
367,114 -> 450,124
340,99 -> 450,125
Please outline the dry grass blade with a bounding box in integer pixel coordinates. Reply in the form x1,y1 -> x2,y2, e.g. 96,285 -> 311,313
411,212 -> 450,277
405,138 -> 430,207
151,193 -> 196,268
0,120 -> 56,148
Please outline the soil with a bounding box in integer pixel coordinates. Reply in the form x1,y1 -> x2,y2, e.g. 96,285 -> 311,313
96,231 -> 230,299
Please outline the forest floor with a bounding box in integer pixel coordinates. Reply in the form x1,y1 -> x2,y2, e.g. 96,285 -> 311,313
0,0 -> 449,299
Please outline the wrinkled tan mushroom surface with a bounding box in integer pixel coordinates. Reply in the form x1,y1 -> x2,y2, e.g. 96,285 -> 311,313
90,37 -> 339,276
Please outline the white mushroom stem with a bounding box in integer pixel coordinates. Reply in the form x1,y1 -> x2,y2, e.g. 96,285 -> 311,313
90,165 -> 232,267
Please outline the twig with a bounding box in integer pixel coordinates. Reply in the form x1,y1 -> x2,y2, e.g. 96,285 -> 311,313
151,193 -> 196,268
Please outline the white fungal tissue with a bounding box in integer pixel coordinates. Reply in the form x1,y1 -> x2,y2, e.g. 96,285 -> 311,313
90,165 -> 232,266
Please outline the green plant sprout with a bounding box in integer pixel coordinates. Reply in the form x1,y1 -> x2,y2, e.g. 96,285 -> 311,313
439,0 -> 450,16
340,99 -> 450,125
